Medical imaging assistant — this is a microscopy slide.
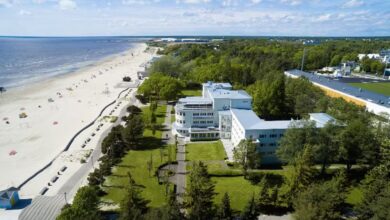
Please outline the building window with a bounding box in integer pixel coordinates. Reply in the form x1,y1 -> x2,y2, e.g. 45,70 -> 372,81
193,113 -> 199,116
269,134 -> 277,138
259,134 -> 266,138
279,134 -> 284,137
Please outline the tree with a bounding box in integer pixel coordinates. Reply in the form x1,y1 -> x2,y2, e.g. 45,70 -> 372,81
127,105 -> 142,115
358,164 -> 390,219
57,186 -> 102,220
120,172 -> 150,220
313,121 -> 340,174
240,194 -> 258,220
276,120 -> 318,164
217,193 -> 233,220
250,73 -> 287,120
166,190 -> 185,220
233,139 -> 260,170
283,146 -> 316,207
257,176 -> 270,209
338,119 -> 378,171
293,172 -> 347,220
186,161 -> 216,220
122,114 -> 144,149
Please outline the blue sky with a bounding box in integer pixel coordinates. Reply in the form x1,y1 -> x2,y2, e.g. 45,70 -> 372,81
0,0 -> 389,36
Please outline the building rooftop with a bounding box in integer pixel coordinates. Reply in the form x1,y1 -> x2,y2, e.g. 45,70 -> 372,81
203,82 -> 232,89
230,109 -> 264,129
309,113 -> 334,127
285,69 -> 390,108
178,96 -> 212,104
209,89 -> 252,99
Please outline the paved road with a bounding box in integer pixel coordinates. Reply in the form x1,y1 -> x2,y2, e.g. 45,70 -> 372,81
58,88 -> 136,198
160,104 -> 186,203
19,87 -> 138,220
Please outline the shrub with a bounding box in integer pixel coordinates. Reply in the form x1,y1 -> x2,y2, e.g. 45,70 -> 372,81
209,169 -> 243,177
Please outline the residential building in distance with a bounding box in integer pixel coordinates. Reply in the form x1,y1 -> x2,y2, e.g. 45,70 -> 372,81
173,82 -> 334,164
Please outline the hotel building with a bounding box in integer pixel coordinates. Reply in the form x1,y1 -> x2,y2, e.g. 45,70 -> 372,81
173,82 -> 334,164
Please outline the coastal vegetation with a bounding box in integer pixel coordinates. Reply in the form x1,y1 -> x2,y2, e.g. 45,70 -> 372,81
59,39 -> 390,219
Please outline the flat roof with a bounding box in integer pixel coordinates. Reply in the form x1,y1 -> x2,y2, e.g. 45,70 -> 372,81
230,109 -> 264,129
209,89 -> 252,99
178,96 -> 212,104
309,113 -> 334,127
203,82 -> 232,88
285,69 -> 390,108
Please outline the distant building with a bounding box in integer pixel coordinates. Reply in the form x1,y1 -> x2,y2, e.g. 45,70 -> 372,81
285,69 -> 390,116
358,53 -> 381,60
173,82 -> 334,164
0,187 -> 20,209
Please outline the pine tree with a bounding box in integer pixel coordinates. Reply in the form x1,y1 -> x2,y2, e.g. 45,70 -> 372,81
241,194 -> 258,220
166,191 -> 184,220
218,193 -> 233,220
186,161 -> 216,220
120,172 -> 150,220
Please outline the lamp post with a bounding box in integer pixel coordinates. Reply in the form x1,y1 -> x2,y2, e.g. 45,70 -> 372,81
64,192 -> 67,204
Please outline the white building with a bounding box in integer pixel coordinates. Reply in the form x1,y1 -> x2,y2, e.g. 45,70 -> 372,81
173,82 -> 334,164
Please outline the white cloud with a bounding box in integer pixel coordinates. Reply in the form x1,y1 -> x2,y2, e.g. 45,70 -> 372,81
59,0 -> 76,10
176,0 -> 211,4
122,0 -> 160,5
251,0 -> 262,4
0,0 -> 14,7
342,0 -> 364,8
19,9 -> 32,15
280,0 -> 302,6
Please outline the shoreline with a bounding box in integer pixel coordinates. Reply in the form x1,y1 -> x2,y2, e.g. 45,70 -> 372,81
0,42 -> 154,198
0,45 -> 133,101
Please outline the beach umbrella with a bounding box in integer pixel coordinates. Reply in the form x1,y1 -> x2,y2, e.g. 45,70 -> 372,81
53,121 -> 58,125
9,150 -> 17,156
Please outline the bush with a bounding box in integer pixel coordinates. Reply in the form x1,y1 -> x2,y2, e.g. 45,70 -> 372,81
80,158 -> 86,164
209,169 -> 243,177
246,172 -> 285,186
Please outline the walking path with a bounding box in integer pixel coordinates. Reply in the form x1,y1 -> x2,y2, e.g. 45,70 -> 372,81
18,87 -> 139,220
160,104 -> 186,203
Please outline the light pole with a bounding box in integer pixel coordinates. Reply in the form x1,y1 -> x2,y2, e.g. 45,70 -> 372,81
64,192 -> 67,204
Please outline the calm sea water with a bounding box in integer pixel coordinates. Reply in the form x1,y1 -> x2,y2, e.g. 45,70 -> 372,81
0,37 -> 146,88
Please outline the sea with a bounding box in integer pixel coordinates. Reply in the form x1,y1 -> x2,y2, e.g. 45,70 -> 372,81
0,37 -> 146,89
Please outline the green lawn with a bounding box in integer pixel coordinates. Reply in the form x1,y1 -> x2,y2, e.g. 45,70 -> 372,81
102,104 -> 174,208
212,177 -> 259,211
186,141 -> 227,161
349,82 -> 390,96
346,186 -> 363,206
181,89 -> 202,97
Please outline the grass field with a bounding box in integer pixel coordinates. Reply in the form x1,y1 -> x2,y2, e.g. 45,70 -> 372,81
212,177 -> 259,211
186,141 -> 227,161
102,104 -> 175,208
349,82 -> 390,96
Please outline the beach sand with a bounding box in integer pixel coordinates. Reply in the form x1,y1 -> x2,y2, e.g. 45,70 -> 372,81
0,42 -> 154,198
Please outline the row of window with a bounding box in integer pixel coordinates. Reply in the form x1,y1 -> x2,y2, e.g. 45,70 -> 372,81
193,112 -> 214,116
191,133 -> 219,138
258,134 -> 283,139
193,120 -> 214,124
176,120 -> 186,124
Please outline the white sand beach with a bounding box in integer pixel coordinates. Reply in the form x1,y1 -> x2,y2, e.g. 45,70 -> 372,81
0,43 -> 154,198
